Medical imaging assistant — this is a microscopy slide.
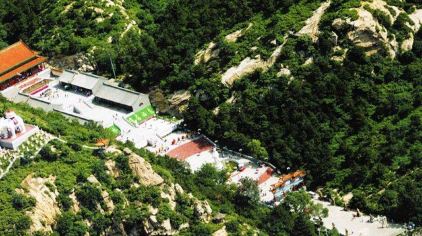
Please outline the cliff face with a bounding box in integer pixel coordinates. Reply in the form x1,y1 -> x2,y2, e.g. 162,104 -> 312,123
17,175 -> 60,233
331,0 -> 422,58
192,0 -> 422,89
143,183 -> 213,235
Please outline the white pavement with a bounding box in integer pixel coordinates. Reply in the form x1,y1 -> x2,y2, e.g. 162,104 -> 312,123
117,117 -> 177,150
185,149 -> 223,172
259,176 -> 278,202
33,82 -> 128,127
314,199 -> 405,236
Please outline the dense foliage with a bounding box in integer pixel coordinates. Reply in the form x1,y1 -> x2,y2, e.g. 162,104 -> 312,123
185,35 -> 422,224
0,0 -> 421,228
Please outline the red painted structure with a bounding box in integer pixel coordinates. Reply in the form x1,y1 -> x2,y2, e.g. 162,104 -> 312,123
257,167 -> 274,185
0,40 -> 46,91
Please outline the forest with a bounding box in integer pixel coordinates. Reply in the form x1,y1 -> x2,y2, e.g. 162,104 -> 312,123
0,0 -> 421,228
0,97 -> 337,235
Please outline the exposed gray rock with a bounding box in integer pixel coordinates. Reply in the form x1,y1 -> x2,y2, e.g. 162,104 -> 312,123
126,149 -> 164,186
194,199 -> 213,223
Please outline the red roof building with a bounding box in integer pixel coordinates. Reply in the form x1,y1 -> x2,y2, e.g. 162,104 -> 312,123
0,40 -> 46,90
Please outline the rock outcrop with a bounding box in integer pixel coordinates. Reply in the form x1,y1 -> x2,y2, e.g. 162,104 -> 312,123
195,42 -> 220,65
332,0 -> 422,56
105,159 -> 120,178
345,7 -> 397,57
194,199 -> 213,223
69,190 -> 80,213
124,148 -> 164,186
408,9 -> 422,32
221,36 -> 287,86
18,174 -> 60,233
161,184 -> 177,210
144,216 -> 177,236
101,189 -> 115,213
296,1 -> 331,41
213,227 -> 228,236
366,0 -> 402,22
143,183 -> 212,235
213,94 -> 236,115
331,46 -> 348,63
87,175 -> 115,213
277,65 -> 292,78
225,23 -> 253,43
149,89 -> 191,116
48,53 -> 96,72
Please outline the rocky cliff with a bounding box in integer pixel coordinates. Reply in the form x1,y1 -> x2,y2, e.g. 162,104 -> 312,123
17,175 -> 60,233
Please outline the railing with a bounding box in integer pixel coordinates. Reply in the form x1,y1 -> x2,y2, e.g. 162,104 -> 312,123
180,129 -> 280,173
218,146 -> 279,173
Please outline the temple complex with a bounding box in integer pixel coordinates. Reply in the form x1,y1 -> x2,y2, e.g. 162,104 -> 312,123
0,41 -> 46,91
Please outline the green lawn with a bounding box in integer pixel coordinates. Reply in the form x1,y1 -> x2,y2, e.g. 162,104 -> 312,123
127,105 -> 155,125
107,124 -> 121,135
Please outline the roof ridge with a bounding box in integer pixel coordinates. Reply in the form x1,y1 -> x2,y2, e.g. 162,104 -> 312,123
101,82 -> 141,95
0,40 -> 45,77
0,40 -> 34,54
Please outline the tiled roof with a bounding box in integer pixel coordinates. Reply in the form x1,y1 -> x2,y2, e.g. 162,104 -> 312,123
0,41 -> 46,83
257,168 -> 274,185
59,70 -> 105,91
272,170 -> 306,188
94,83 -> 146,109
0,57 -> 46,83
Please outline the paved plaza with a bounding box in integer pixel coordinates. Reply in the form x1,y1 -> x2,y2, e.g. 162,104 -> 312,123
313,198 -> 405,236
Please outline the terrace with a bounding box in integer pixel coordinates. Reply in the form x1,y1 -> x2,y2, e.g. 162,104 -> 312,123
30,81 -> 129,127
0,130 -> 53,179
22,79 -> 51,95
166,137 -> 214,160
116,117 -> 178,150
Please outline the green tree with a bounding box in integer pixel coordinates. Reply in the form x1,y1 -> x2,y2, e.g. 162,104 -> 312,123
246,139 -> 269,161
12,193 -> 35,210
235,178 -> 260,208
55,211 -> 88,236
283,190 -> 327,218
291,215 -> 317,236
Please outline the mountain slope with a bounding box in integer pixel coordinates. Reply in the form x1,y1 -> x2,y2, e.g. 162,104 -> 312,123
0,96 -> 335,235
0,0 -> 421,228
182,0 -> 422,226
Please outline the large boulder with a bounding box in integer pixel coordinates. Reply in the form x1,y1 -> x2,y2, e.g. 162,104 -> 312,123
125,148 -> 164,186
194,199 -> 213,223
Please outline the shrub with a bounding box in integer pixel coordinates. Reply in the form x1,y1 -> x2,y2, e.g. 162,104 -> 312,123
12,193 -> 36,210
